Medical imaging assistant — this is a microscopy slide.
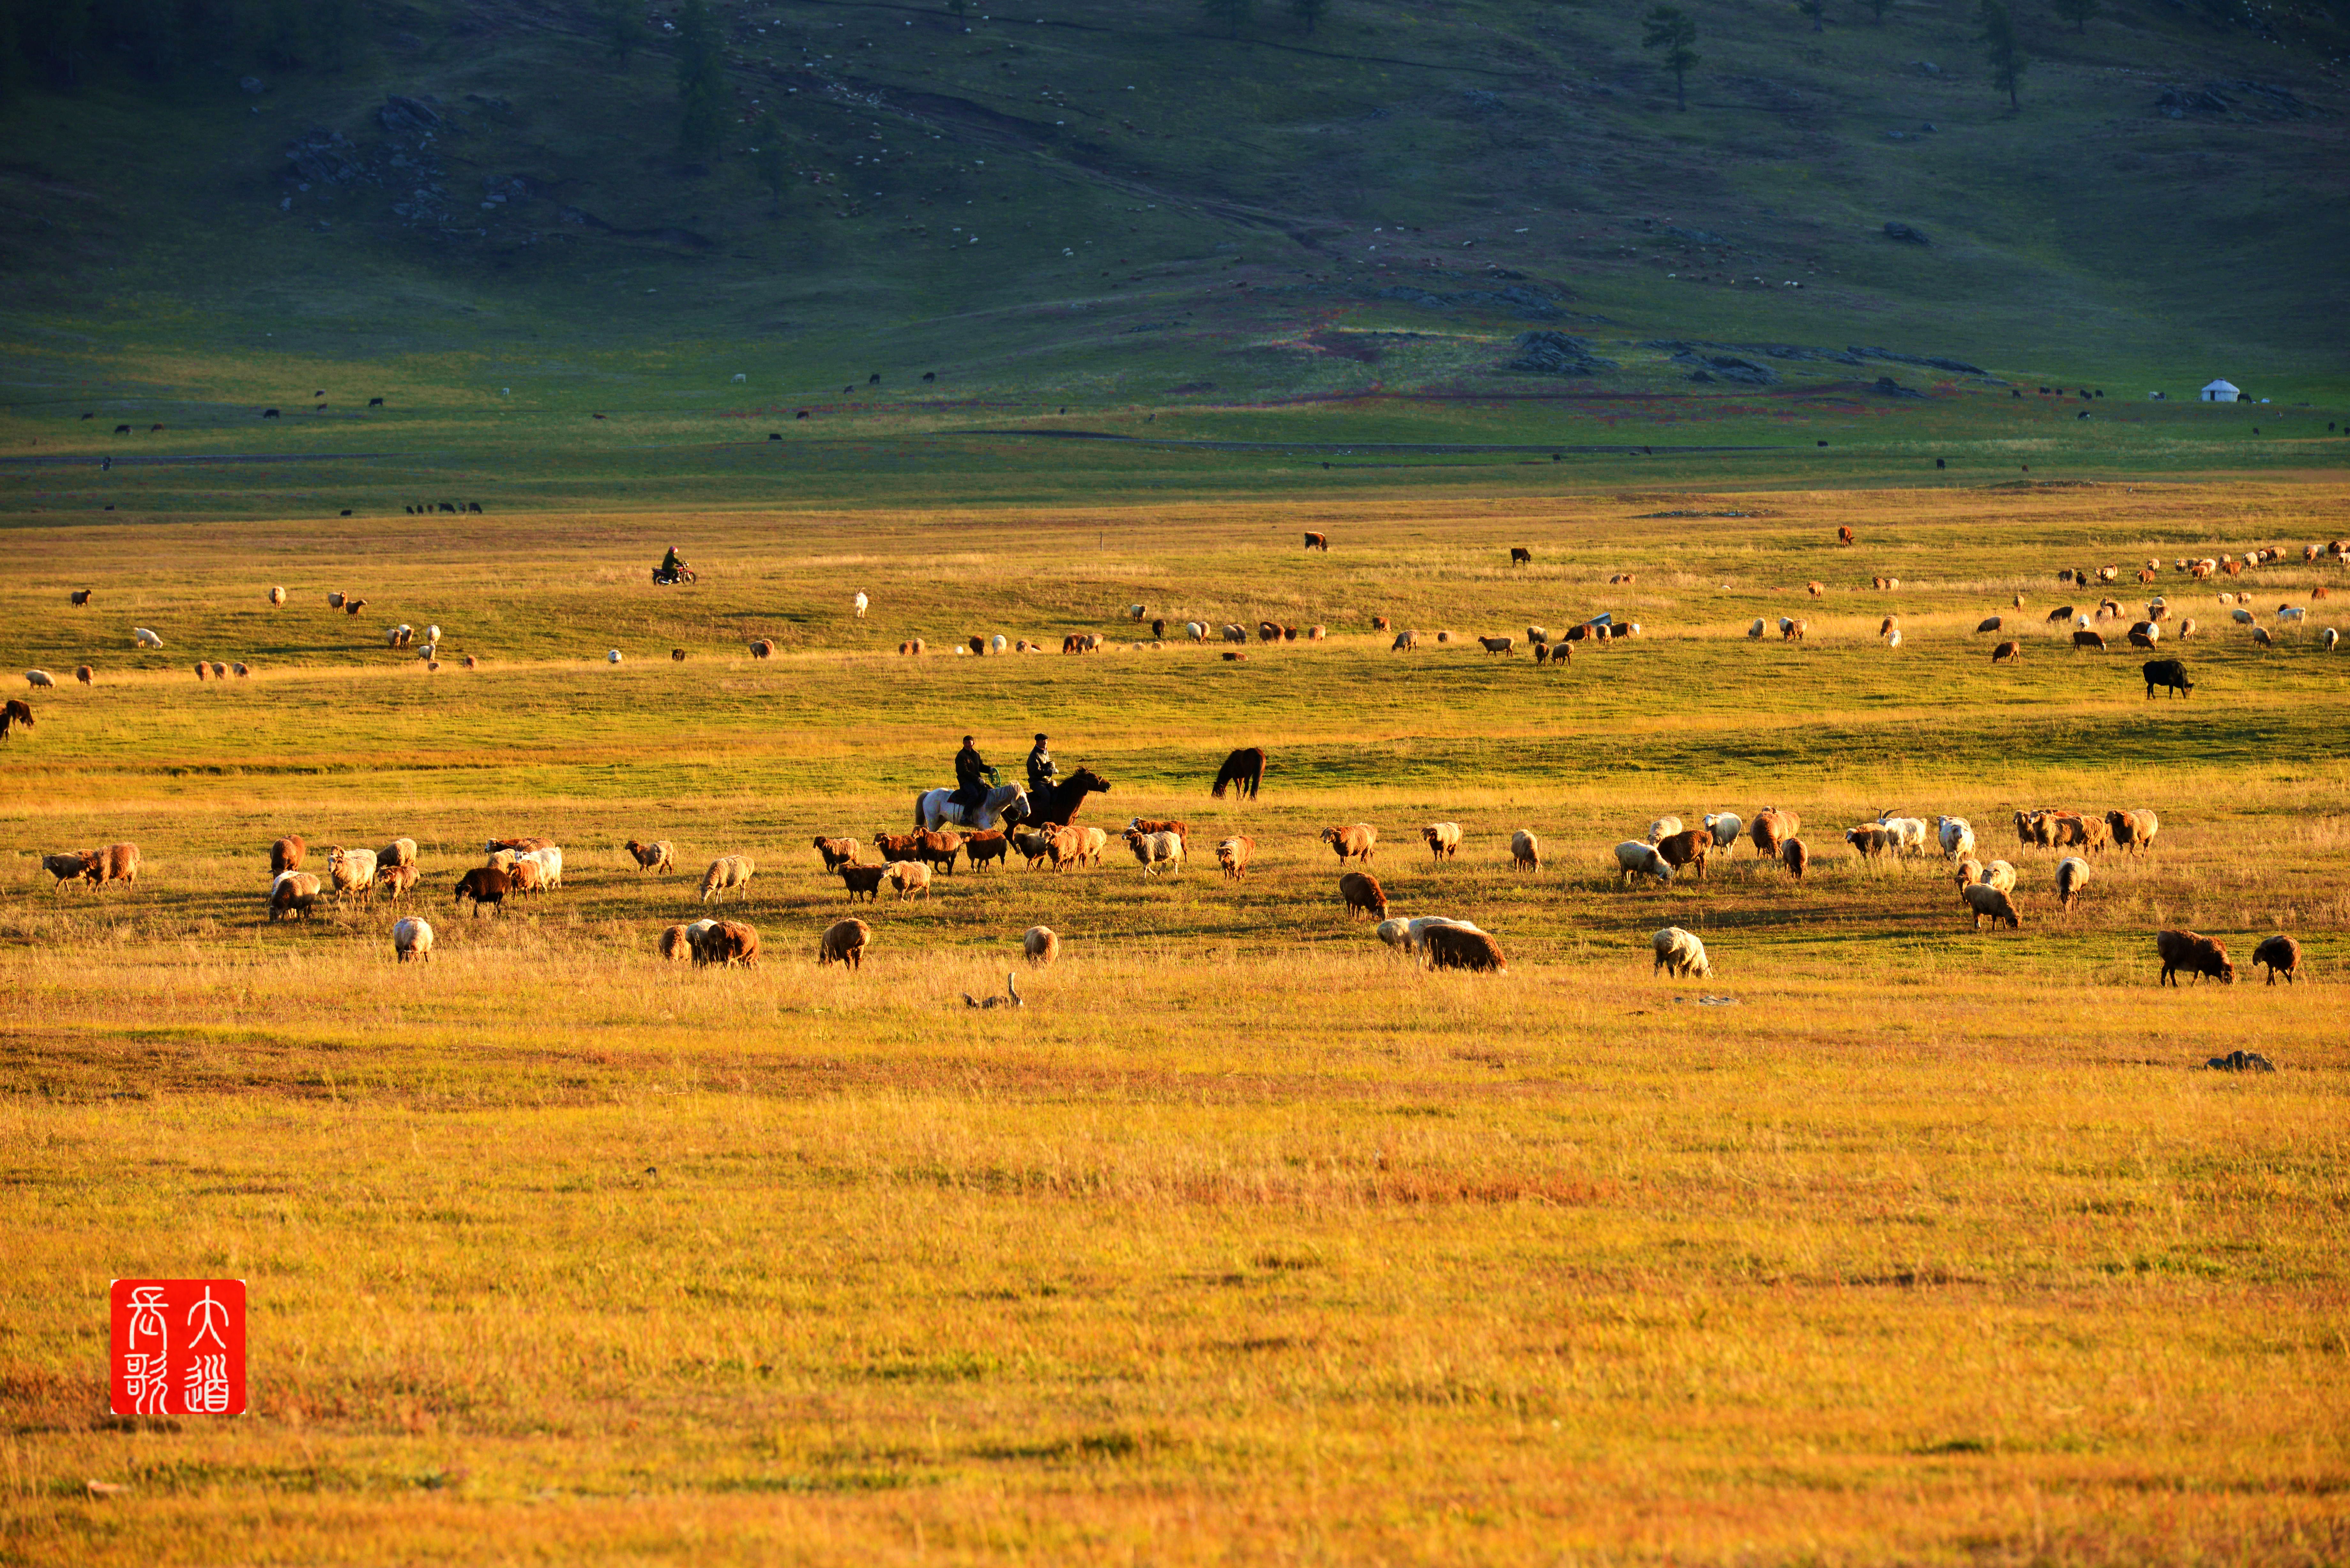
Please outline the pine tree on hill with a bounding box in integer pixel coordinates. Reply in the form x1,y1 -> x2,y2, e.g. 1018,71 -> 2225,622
1642,5 -> 1700,112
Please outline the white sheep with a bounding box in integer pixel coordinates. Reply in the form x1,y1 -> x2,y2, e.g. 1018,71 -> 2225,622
854,592 -> 868,618
1747,618 -> 1766,639
269,585 -> 287,605
607,649 -> 624,664
1125,829 -> 1184,877
699,854 -> 753,902
1702,813 -> 1742,854
1022,925 -> 1058,965
1646,816 -> 1683,845
1975,859 -> 2017,893
1376,916 -> 1481,959
393,916 -> 435,962
1186,622 -> 1207,641
326,845 -> 379,898
1652,926 -> 1712,978
426,624 -> 442,643
1509,829 -> 1541,870
2055,856 -> 2090,910
1938,815 -> 1976,861
1886,629 -> 1903,649
2324,628 -> 2340,652
1876,814 -> 1930,854
2231,607 -> 2255,625
133,628 -> 163,648
25,669 -> 55,688
1613,841 -> 1673,887
516,845 -> 564,888
2278,606 -> 2307,625
989,634 -> 1008,654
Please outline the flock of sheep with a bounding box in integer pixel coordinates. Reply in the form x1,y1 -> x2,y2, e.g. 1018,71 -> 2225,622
31,786 -> 2307,992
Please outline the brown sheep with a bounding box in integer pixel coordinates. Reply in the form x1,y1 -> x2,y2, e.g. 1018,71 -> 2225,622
1477,635 -> 1515,656
1991,641 -> 2022,664
1339,870 -> 1387,920
837,863 -> 889,902
91,842 -> 140,889
372,862 -> 420,902
819,918 -> 871,969
626,839 -> 674,873
871,831 -> 922,864
1510,546 -> 1533,565
1510,829 -> 1541,870
1783,838 -> 1809,879
1422,924 -> 1507,973
2156,929 -> 2232,985
507,858 -> 550,896
2105,809 -> 2159,853
1749,808 -> 1799,859
76,666 -> 94,685
271,835 -> 306,874
1216,835 -> 1255,879
453,866 -> 514,915
1837,526 -> 1854,545
1654,829 -> 1710,880
486,836 -> 553,854
915,828 -> 964,874
2072,629 -> 2107,652
71,589 -> 94,606
812,836 -> 861,871
749,639 -> 774,661
1320,823 -> 1376,863
2251,934 -> 2300,985
1807,581 -> 1825,598
963,829 -> 1010,871
657,923 -> 698,960
692,919 -> 761,968
886,860 -> 932,900
1128,817 -> 1189,842
1372,616 -> 1391,632
1023,925 -> 1060,965
1303,531 -> 1329,551
269,872 -> 322,921
1962,882 -> 2020,930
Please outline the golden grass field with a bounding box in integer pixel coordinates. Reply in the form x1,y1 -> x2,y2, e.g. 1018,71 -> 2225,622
3,478 -> 2347,1564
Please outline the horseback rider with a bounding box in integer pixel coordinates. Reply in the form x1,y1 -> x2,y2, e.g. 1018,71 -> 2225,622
1026,733 -> 1057,795
952,735 -> 992,811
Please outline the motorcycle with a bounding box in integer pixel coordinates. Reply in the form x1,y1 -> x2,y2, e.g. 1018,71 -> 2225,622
651,564 -> 698,585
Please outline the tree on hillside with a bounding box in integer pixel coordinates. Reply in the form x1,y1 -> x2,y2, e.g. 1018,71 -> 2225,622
1641,5 -> 1700,112
1796,0 -> 1826,32
598,0 -> 641,68
753,112 -> 791,216
676,0 -> 729,161
1290,0 -> 1330,34
2053,0 -> 2097,31
1977,0 -> 2026,109
1202,0 -> 1254,40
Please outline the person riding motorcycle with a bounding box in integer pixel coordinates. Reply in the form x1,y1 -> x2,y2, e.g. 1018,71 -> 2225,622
655,544 -> 688,583
952,735 -> 993,811
1026,733 -> 1057,795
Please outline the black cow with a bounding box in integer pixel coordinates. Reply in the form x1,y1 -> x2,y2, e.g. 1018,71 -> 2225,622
368,397 -> 385,407
2142,659 -> 2194,699
114,424 -> 131,435
262,408 -> 280,418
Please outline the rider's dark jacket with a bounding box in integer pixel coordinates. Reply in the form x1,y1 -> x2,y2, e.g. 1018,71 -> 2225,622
1026,743 -> 1056,792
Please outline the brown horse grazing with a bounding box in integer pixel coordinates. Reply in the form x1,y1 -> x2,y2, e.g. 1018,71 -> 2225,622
1211,747 -> 1266,800
1026,766 -> 1112,827
1302,531 -> 1328,551
0,698 -> 33,739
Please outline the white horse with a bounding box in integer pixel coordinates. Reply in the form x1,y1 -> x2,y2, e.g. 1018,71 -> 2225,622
916,782 -> 1030,833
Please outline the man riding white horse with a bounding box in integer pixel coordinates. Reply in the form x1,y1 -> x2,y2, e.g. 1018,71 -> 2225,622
915,735 -> 1031,832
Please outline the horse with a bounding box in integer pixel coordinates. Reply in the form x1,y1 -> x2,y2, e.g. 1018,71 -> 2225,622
915,782 -> 1030,833
1211,747 -> 1265,800
1025,766 -> 1112,828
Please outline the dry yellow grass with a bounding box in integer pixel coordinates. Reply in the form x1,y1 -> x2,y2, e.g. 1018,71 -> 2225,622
3,480 -> 2346,1564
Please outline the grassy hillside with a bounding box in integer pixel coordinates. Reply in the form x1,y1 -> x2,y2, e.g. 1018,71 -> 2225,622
2,0 -> 2347,411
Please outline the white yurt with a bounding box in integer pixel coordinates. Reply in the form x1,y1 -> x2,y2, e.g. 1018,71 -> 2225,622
2200,379 -> 2240,403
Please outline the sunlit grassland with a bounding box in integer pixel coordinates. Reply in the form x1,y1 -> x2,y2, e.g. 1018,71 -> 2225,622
2,476 -> 2347,1564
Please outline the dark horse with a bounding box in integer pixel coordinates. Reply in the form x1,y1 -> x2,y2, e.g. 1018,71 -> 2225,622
1211,747 -> 1266,800
1026,766 -> 1111,827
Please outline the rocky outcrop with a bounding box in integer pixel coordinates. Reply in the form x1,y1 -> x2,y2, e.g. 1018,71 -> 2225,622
1506,332 -> 1618,377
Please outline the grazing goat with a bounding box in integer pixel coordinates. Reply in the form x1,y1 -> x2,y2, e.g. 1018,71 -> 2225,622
1338,870 -> 1387,920
1421,822 -> 1462,861
2156,929 -> 2233,985
699,855 -> 755,902
1320,823 -> 1376,863
2251,934 -> 2300,985
1652,926 -> 1712,978
626,839 -> 674,873
819,919 -> 871,969
1216,835 -> 1254,879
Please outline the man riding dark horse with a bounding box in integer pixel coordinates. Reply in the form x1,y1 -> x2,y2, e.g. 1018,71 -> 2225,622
1026,733 -> 1057,794
952,735 -> 993,811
